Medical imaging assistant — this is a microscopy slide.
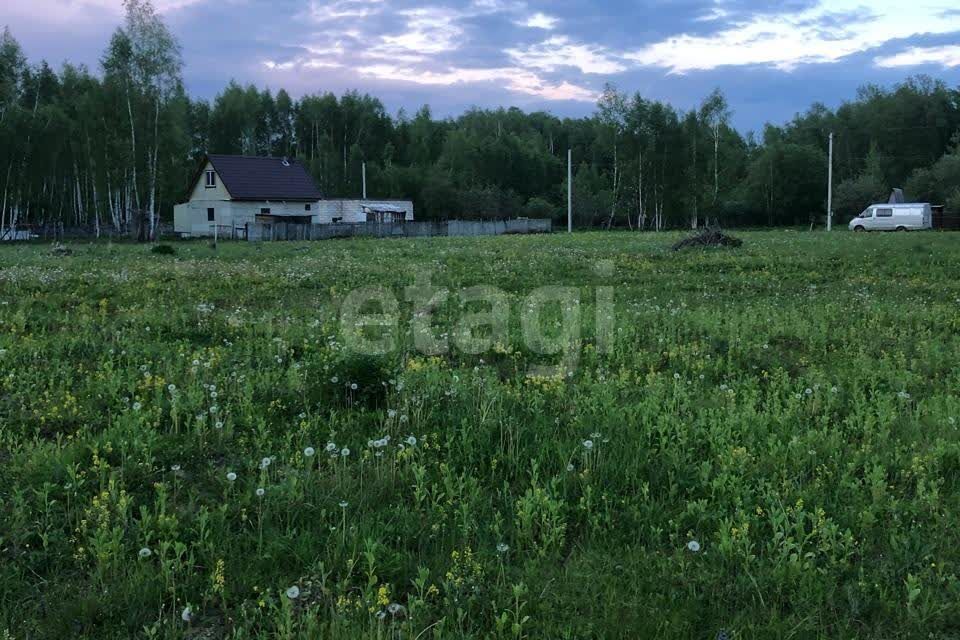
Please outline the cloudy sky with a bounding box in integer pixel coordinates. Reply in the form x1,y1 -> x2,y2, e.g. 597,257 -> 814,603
5,0 -> 960,130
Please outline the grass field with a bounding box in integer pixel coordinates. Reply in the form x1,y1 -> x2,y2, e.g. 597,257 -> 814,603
2,231 -> 960,639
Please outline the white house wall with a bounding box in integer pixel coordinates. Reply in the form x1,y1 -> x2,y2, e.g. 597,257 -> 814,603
190,161 -> 232,201
174,201 -> 322,237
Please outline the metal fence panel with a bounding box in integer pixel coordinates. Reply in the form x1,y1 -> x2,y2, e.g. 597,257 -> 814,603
246,219 -> 552,242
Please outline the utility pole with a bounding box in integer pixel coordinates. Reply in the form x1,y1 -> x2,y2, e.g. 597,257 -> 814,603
827,132 -> 834,231
567,148 -> 572,233
362,162 -> 367,200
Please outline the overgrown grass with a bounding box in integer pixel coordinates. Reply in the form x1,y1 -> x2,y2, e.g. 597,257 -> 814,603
1,231 -> 960,638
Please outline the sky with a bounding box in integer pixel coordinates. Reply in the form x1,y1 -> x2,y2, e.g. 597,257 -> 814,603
4,0 -> 960,132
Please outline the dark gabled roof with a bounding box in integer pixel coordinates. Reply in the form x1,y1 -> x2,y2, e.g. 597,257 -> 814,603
205,155 -> 322,202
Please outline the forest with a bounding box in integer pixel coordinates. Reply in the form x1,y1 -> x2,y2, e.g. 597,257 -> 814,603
2,0 -> 960,235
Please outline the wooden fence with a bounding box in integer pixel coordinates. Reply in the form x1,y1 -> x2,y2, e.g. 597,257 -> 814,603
246,219 -> 552,242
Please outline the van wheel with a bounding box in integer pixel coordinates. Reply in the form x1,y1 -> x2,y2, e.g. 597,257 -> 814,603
896,226 -> 908,232
854,226 -> 865,232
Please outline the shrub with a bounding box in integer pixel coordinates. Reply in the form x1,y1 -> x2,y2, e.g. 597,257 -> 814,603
150,244 -> 176,255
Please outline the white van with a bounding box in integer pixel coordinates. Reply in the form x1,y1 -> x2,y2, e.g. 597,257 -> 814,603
849,203 -> 932,232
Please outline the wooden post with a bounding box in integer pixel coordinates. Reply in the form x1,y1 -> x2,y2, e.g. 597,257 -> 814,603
567,149 -> 572,233
826,132 -> 834,232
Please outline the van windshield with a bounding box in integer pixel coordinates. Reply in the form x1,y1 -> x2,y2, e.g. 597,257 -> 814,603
859,208 -> 872,218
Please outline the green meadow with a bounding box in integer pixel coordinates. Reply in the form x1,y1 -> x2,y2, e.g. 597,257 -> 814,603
2,231 -> 960,638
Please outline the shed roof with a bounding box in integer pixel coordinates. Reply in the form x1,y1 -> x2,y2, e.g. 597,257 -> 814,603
206,155 -> 322,202
362,203 -> 406,213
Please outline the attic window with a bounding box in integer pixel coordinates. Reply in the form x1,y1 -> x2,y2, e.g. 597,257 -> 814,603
260,207 -> 271,215
205,170 -> 216,188
304,203 -> 311,211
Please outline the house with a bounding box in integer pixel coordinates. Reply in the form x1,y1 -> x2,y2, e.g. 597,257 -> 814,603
173,155 -> 413,238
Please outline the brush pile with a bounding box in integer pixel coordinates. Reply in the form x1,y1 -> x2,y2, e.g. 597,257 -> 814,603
672,226 -> 743,251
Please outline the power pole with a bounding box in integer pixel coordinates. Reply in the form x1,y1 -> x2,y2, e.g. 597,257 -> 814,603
362,162 -> 367,200
827,132 -> 834,231
567,148 -> 572,233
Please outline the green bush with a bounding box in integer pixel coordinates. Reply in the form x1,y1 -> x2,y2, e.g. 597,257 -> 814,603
150,244 -> 176,255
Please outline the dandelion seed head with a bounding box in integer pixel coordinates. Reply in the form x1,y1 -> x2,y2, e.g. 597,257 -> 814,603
138,547 -> 152,558
303,447 -> 316,457
226,472 -> 237,482
687,540 -> 701,553
286,585 -> 300,599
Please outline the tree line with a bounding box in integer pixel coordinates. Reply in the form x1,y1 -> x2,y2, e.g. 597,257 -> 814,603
2,1 -> 960,237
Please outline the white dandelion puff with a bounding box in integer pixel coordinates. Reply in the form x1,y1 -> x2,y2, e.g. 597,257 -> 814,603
138,547 -> 152,558
687,540 -> 701,553
286,585 -> 300,599
303,447 -> 316,457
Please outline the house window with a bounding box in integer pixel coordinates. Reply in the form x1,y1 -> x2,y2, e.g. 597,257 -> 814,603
260,207 -> 271,215
207,207 -> 215,222
205,170 -> 216,188
304,203 -> 311,211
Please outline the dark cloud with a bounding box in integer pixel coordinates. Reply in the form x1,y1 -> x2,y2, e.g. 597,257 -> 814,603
4,0 -> 960,130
